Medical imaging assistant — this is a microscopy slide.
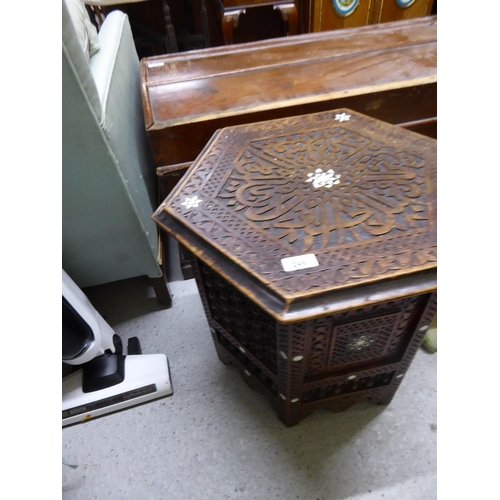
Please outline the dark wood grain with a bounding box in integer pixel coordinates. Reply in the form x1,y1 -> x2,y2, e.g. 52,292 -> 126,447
143,17 -> 436,88
153,108 -> 436,320
148,82 -> 436,167
148,45 -> 435,126
150,273 -> 173,307
142,16 -> 436,126
141,17 -> 437,172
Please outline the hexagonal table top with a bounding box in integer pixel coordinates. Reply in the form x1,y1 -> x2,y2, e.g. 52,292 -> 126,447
153,109 -> 436,321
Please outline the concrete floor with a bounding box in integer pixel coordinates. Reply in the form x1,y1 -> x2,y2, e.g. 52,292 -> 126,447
62,265 -> 437,499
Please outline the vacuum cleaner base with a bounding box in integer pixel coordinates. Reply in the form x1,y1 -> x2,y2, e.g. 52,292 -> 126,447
62,354 -> 172,427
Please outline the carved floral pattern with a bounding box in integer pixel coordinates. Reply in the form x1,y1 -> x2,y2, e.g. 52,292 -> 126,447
167,110 -> 436,295
181,195 -> 202,209
334,112 -> 351,121
306,168 -> 341,188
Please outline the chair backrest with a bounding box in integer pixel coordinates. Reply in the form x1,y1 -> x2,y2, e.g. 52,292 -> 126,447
62,0 -> 102,122
62,0 -> 162,288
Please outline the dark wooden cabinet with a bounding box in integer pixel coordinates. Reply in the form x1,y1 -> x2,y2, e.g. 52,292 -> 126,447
300,0 -> 434,34
218,0 -> 298,44
152,109 -> 437,426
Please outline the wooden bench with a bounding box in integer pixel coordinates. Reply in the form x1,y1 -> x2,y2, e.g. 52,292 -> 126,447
141,16 -> 436,185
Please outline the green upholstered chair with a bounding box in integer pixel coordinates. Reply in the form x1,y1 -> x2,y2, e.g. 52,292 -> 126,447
62,0 -> 171,306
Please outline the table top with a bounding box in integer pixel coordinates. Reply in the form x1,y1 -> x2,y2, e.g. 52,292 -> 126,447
153,109 -> 436,322
140,16 -> 437,131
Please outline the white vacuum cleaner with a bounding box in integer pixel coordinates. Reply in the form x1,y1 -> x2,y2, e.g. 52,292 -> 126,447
62,269 -> 173,427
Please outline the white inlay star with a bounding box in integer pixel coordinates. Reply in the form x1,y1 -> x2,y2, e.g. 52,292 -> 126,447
349,335 -> 374,351
181,196 -> 203,209
306,168 -> 341,189
334,112 -> 351,122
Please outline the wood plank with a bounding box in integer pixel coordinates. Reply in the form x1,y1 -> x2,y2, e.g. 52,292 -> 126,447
141,17 -> 436,170
141,16 -> 436,129
147,82 -> 436,166
142,16 -> 436,87
147,43 -> 436,128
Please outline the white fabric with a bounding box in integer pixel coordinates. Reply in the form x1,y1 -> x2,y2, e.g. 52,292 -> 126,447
89,10 -> 127,116
63,0 -> 102,120
63,0 -> 100,59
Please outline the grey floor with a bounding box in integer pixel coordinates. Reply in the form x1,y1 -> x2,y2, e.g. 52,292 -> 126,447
62,244 -> 437,500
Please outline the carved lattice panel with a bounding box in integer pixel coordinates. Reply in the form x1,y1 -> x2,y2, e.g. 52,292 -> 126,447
216,331 -> 278,396
380,291 -> 437,405
302,370 -> 395,403
199,262 -> 278,374
307,295 -> 421,375
329,313 -> 400,367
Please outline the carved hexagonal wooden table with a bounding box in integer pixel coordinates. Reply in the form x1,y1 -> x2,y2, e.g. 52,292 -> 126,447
152,109 -> 437,426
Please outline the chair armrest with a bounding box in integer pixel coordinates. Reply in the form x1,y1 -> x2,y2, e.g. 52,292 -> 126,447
89,9 -> 159,254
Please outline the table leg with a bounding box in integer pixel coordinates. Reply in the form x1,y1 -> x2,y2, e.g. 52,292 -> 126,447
274,3 -> 298,36
378,291 -> 438,406
161,0 -> 178,52
150,272 -> 173,308
198,0 -> 211,47
276,322 -> 307,427
221,9 -> 245,45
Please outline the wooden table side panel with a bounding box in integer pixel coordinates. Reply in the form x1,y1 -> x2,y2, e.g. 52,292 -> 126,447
190,252 -> 436,426
147,83 -> 436,166
378,290 -> 437,404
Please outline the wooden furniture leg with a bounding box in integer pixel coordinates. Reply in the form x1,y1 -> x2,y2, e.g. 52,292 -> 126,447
198,0 -> 211,47
150,272 -> 173,308
221,9 -> 245,45
161,0 -> 178,52
150,228 -> 173,308
274,3 -> 298,36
